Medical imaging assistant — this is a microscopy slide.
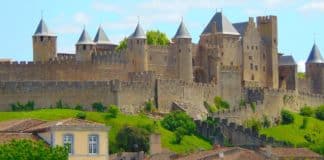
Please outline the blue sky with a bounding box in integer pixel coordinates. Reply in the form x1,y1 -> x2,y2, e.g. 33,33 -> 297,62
0,0 -> 324,71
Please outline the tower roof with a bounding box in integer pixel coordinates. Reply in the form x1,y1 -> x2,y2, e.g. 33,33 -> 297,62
202,12 -> 240,36
173,20 -> 191,39
306,43 -> 324,64
34,19 -> 55,37
279,55 -> 297,66
94,26 -> 112,44
129,22 -> 146,39
76,28 -> 94,45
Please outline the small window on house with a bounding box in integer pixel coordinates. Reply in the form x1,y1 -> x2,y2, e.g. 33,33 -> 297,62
255,65 -> 258,71
83,45 -> 86,50
89,135 -> 99,154
63,134 -> 74,154
250,63 -> 253,70
40,36 -> 44,42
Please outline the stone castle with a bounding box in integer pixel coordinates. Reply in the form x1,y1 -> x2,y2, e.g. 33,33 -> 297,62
0,12 -> 323,120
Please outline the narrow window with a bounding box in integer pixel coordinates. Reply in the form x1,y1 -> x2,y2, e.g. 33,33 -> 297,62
250,63 -> 253,70
247,45 -> 249,49
40,36 -> 44,42
251,75 -> 255,80
221,52 -> 224,56
255,65 -> 258,71
83,45 -> 86,50
89,135 -> 99,154
249,56 -> 252,60
63,134 -> 74,154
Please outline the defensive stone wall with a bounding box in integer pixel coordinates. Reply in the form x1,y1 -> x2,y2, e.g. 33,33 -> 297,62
0,61 -> 129,81
91,50 -> 127,63
219,66 -> 242,106
196,118 -> 290,147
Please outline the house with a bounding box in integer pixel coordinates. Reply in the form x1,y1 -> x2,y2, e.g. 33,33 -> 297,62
0,118 -> 110,160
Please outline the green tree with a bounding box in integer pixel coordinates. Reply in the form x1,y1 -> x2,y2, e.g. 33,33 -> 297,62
146,30 -> 170,46
10,101 -> 35,111
115,37 -> 127,52
161,111 -> 196,135
315,105 -> 324,120
281,110 -> 294,124
0,139 -> 68,160
76,112 -> 86,120
214,96 -> 230,110
244,118 -> 262,132
106,105 -> 119,118
116,126 -> 150,152
300,106 -> 314,117
92,102 -> 107,112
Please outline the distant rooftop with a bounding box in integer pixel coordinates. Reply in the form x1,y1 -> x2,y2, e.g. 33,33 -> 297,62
306,43 -> 324,64
34,19 -> 56,37
202,12 -> 240,36
279,55 -> 297,66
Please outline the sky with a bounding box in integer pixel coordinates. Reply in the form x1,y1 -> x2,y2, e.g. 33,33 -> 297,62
0,0 -> 324,72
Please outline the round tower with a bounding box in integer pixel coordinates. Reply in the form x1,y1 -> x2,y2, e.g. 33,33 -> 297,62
305,43 -> 324,94
173,20 -> 193,82
32,18 -> 57,62
94,26 -> 116,52
127,22 -> 147,72
76,28 -> 95,62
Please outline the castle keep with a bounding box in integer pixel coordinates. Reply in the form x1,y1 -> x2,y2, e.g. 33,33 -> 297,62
0,12 -> 323,120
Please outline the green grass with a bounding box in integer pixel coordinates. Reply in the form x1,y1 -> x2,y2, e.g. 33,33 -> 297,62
0,109 -> 212,154
260,112 -> 324,155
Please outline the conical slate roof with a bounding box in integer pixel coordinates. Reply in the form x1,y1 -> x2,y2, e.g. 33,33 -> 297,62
34,19 -> 55,36
129,22 -> 146,39
94,26 -> 111,44
202,12 -> 240,35
173,20 -> 191,39
306,43 -> 324,64
76,29 -> 94,45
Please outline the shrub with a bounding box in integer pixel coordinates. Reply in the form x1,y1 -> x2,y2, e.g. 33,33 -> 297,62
239,99 -> 247,107
244,118 -> 262,132
92,102 -> 106,112
116,126 -> 149,152
56,100 -> 64,108
204,101 -> 217,113
300,106 -> 314,117
173,127 -> 186,144
144,100 -> 156,113
300,117 -> 308,129
75,112 -> 86,120
0,139 -> 68,160
161,111 -> 196,135
281,110 -> 294,124
106,105 -> 119,118
10,101 -> 35,111
74,104 -> 83,111
262,115 -> 271,128
315,105 -> 324,120
204,117 -> 219,126
214,96 -> 230,110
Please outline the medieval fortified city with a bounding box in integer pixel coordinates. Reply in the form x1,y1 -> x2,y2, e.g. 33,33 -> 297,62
0,1 -> 323,160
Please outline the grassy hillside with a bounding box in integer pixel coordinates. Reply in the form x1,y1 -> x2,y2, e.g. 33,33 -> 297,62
260,112 -> 324,155
0,109 -> 212,154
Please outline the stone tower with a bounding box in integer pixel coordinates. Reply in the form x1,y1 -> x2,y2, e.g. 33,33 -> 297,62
257,16 -> 279,89
199,12 -> 241,84
305,43 -> 324,94
76,28 -> 95,62
173,20 -> 193,82
94,26 -> 116,52
127,22 -> 148,72
32,18 -> 57,62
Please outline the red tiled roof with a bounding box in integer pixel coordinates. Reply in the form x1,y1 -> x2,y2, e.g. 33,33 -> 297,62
0,119 -> 45,132
261,147 -> 322,158
0,133 -> 39,144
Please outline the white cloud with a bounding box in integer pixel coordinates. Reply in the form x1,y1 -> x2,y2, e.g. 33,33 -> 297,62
54,24 -> 80,34
297,60 -> 306,72
299,1 -> 324,12
74,12 -> 90,25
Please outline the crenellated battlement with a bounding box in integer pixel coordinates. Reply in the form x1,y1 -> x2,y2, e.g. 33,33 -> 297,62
220,65 -> 240,72
256,15 -> 277,23
147,45 -> 171,53
128,71 -> 156,82
157,79 -> 217,88
91,50 -> 127,64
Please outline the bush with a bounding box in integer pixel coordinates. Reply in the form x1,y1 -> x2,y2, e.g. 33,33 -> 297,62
0,139 -> 68,160
92,102 -> 106,112
161,111 -> 196,135
116,126 -> 149,152
144,100 -> 156,113
250,102 -> 256,112
173,127 -> 186,144
315,105 -> 324,120
10,101 -> 35,111
281,110 -> 294,124
213,96 -> 230,110
239,99 -> 247,107
75,112 -> 86,120
204,101 -> 217,113
74,104 -> 84,111
300,117 -> 309,129
56,100 -> 64,108
244,118 -> 262,132
262,115 -> 271,128
300,106 -> 314,117
106,105 -> 119,118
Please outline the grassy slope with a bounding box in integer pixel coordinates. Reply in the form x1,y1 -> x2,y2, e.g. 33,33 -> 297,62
0,109 -> 212,154
260,113 -> 324,154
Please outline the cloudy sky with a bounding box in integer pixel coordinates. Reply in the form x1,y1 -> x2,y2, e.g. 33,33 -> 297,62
0,0 -> 323,72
